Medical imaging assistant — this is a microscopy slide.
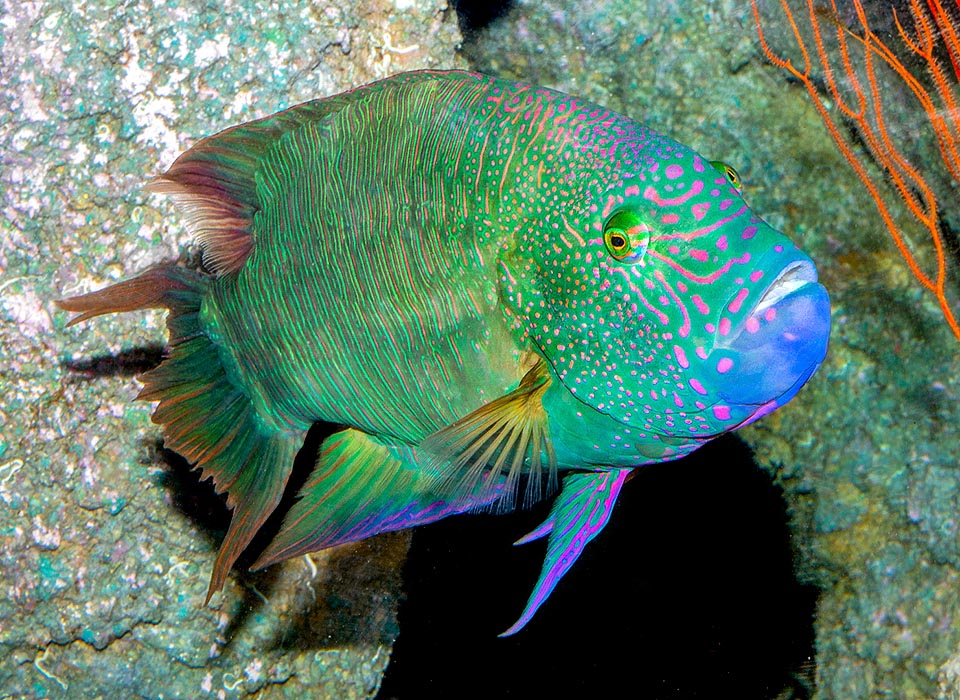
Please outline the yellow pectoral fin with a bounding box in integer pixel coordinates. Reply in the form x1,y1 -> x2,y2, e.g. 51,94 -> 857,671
420,357 -> 558,512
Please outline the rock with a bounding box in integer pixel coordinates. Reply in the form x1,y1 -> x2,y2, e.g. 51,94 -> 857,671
0,0 -> 463,697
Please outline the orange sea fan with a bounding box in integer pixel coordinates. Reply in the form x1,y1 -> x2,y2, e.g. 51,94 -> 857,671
752,0 -> 960,341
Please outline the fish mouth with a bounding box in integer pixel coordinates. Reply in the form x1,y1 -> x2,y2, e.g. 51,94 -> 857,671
711,257 -> 831,412
752,260 -> 819,319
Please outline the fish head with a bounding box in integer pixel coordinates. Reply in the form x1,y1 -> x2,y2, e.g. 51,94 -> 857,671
499,131 -> 830,458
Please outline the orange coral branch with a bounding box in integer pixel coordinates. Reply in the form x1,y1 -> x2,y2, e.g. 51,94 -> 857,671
752,0 -> 960,341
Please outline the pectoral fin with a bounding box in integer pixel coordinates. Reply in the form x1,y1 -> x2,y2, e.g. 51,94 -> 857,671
421,358 -> 557,512
501,469 -> 630,636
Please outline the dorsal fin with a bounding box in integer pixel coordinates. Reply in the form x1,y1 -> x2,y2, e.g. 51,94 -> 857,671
421,357 -> 558,512
145,99 -> 338,276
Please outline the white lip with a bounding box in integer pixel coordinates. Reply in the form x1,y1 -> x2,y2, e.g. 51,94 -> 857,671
753,260 -> 818,316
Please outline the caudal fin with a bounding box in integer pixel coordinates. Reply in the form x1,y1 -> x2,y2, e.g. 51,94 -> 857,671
59,266 -> 304,600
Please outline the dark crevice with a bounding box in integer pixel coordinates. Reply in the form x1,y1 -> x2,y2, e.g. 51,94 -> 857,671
451,0 -> 514,36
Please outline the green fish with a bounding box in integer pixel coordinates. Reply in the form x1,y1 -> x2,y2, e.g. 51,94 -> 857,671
60,70 -> 830,634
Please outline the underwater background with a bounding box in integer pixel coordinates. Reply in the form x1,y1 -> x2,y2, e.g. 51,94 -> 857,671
2,0 -> 959,698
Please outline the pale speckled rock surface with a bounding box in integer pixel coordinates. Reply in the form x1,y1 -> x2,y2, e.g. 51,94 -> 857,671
1,0 -> 463,697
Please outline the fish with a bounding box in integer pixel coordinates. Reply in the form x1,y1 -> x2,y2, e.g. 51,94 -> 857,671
59,69 -> 831,635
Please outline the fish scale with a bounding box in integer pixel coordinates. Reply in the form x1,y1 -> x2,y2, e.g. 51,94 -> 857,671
59,70 -> 830,633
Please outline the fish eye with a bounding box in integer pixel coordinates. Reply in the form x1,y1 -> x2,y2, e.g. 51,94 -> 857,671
710,160 -> 743,192
602,210 -> 649,263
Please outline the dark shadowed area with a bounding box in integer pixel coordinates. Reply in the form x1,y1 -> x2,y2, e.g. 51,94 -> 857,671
378,435 -> 816,699
452,0 -> 515,34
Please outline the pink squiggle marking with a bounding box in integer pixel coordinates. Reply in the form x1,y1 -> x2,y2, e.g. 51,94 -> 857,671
600,263 -> 667,324
644,178 -> 703,206
728,288 -> 749,314
601,194 -> 619,219
673,344 -> 689,369
653,269 -> 691,337
649,205 -> 749,242
648,250 -> 753,285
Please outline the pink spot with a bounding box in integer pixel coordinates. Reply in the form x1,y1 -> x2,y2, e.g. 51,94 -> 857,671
669,245 -> 681,255
661,213 -> 680,224
775,244 -> 784,252
625,184 -> 640,197
718,317 -> 731,336
764,307 -> 777,322
746,317 -> 760,333
673,345 -> 689,368
692,202 -> 711,220
716,357 -> 733,373
727,288 -> 749,313
750,270 -> 764,283
712,405 -> 732,421
710,188 -> 721,197
689,378 -> 707,395
719,199 -> 733,210
693,156 -> 705,172
677,281 -> 688,293
741,226 -> 757,240
691,295 -> 710,315
695,346 -> 708,360
704,323 -> 716,334
695,401 -> 706,410
666,164 -> 684,179
689,249 -> 709,262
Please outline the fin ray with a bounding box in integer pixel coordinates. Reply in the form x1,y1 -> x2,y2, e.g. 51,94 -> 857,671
501,469 -> 630,636
254,429 -> 497,569
421,358 -> 558,512
60,266 -> 304,600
